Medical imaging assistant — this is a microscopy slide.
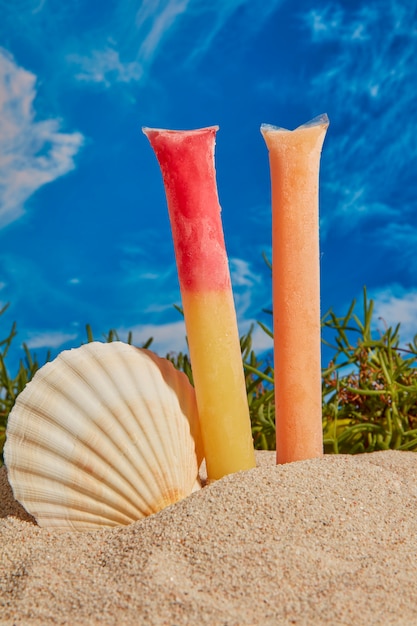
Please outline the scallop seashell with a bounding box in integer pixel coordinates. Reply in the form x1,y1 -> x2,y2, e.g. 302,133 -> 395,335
4,341 -> 203,531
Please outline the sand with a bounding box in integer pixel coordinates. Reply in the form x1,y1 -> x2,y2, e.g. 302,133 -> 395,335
1,449 -> 417,625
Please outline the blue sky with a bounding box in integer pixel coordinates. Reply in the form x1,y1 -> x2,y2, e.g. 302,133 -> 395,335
0,0 -> 416,369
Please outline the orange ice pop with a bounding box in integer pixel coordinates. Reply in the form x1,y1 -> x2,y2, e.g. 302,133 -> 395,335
143,126 -> 256,481
261,114 -> 329,464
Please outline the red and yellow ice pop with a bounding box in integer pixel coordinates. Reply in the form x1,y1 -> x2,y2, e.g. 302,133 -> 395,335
143,126 -> 256,481
261,114 -> 329,464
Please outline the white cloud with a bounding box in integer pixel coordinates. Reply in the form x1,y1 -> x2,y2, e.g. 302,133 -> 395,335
135,0 -> 190,62
368,223 -> 417,278
68,47 -> 143,86
68,0 -> 284,86
228,257 -> 271,324
24,330 -> 79,349
303,6 -> 345,41
230,258 -> 261,288
371,286 -> 417,347
67,0 -> 190,86
144,301 -> 179,314
116,320 -> 187,355
139,272 -> 160,280
302,2 -> 417,237
240,319 -> 273,354
374,222 -> 417,245
0,48 -> 84,228
303,5 -> 374,42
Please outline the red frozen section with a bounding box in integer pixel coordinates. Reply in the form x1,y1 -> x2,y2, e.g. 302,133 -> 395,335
143,127 -> 231,292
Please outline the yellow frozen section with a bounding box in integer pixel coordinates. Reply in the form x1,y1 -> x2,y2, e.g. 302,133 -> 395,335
182,289 -> 256,481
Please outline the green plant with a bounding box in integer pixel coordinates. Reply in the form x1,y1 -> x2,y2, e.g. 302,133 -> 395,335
242,324 -> 275,450
0,304 -> 49,462
322,287 -> 417,453
2,287 -> 417,466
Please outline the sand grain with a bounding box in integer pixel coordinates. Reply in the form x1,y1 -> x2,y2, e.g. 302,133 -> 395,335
1,450 -> 417,625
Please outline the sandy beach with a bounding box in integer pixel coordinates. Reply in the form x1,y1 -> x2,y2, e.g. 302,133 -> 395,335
1,449 -> 417,625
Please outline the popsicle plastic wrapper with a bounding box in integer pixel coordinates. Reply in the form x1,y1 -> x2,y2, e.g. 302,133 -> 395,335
261,114 -> 329,464
143,127 -> 256,480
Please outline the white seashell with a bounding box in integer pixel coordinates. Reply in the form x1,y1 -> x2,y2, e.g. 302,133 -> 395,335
4,341 -> 203,530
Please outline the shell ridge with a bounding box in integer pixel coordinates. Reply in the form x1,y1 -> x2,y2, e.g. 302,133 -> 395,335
5,341 -> 203,530
77,344 -> 200,511
7,382 -> 157,509
6,394 -> 160,515
123,357 -> 192,507
142,348 -> 204,466
88,345 -> 200,508
10,467 -> 148,523
49,346 -> 162,507
129,351 -> 198,500
6,438 -> 155,518
133,358 -> 180,496
67,343 -> 192,513
85,344 -> 173,509
113,346 -> 201,503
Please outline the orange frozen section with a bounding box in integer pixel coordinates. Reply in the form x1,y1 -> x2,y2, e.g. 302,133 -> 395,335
261,114 -> 329,464
182,289 -> 256,480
